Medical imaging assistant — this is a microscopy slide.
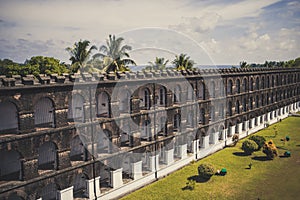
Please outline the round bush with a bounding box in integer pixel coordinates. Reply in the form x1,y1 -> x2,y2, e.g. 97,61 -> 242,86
249,135 -> 266,150
198,163 -> 215,179
262,140 -> 278,160
242,139 -> 258,155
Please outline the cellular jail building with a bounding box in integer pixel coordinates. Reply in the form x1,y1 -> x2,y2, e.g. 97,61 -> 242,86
0,67 -> 300,200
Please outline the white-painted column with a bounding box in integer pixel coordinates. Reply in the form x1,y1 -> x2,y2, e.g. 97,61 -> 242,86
192,139 -> 199,153
149,154 -> 159,172
221,130 -> 226,140
58,186 -> 73,200
237,123 -> 242,134
86,176 -> 100,199
131,161 -> 143,180
164,149 -> 174,165
250,118 -> 255,129
110,168 -> 123,188
256,116 -> 261,125
202,135 -> 209,149
245,120 -> 249,131
229,125 -> 235,136
213,132 -> 219,144
178,144 -> 187,159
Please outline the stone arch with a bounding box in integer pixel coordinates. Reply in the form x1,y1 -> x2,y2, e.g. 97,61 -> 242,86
209,80 -> 216,98
0,101 -> 19,133
138,87 -> 151,110
119,89 -> 131,113
198,81 -> 206,100
199,107 -> 205,124
70,135 -> 87,161
73,173 -> 89,198
141,119 -> 151,140
173,84 -> 181,103
242,78 -> 247,92
38,141 -> 58,170
236,100 -> 240,114
255,77 -> 260,90
158,85 -> 167,106
34,97 -> 55,128
227,79 -> 233,95
68,94 -> 85,122
7,190 -> 27,200
97,91 -> 110,117
0,149 -> 23,181
250,77 -> 254,91
236,79 -> 241,93
38,182 -> 58,200
98,129 -> 112,153
173,113 -> 181,132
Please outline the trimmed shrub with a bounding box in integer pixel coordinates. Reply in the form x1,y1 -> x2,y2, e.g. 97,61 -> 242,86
232,134 -> 239,146
242,139 -> 258,155
262,140 -> 278,160
198,163 -> 215,179
249,135 -> 266,150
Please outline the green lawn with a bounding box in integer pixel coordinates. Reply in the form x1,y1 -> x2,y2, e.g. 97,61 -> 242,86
121,117 -> 300,200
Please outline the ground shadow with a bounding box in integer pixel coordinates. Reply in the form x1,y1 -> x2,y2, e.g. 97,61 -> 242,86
245,167 -> 252,170
252,156 -> 270,161
279,155 -> 290,158
188,175 -> 210,183
277,146 -> 288,150
296,144 -> 300,147
233,152 -> 250,157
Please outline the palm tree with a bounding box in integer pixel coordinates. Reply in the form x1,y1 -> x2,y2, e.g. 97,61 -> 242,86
66,40 -> 97,73
172,53 -> 195,70
93,34 -> 136,73
146,57 -> 169,70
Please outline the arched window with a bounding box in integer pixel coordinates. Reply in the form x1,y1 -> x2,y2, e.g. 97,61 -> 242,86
187,84 -> 194,101
266,93 -> 269,104
34,97 -> 55,128
173,114 -> 181,131
236,79 -> 241,93
243,98 -> 247,112
39,183 -> 57,200
210,105 -> 215,121
98,129 -> 112,153
142,120 -> 151,140
256,78 -> 259,90
198,82 -> 205,100
219,103 -> 224,118
262,76 -> 265,89
227,80 -> 233,95
0,101 -> 18,133
199,108 -> 205,124
228,101 -> 233,116
272,76 -> 275,87
158,116 -> 167,136
73,173 -> 88,198
119,90 -> 131,113
70,136 -> 86,161
267,76 -> 270,88
242,78 -> 247,93
174,85 -> 181,103
261,94 -> 264,106
68,94 -> 85,122
249,97 -> 253,110
210,81 -> 216,98
159,87 -> 167,106
256,95 -> 259,107
139,88 -> 150,110
236,101 -> 240,114
250,78 -> 254,91
0,150 -> 22,181
186,110 -> 194,127
120,119 -> 131,146
38,142 -> 58,170
97,92 -> 110,117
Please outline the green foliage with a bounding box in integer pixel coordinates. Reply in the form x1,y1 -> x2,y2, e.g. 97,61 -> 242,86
198,163 -> 215,179
66,39 -> 97,73
146,57 -> 169,70
262,140 -> 278,160
93,34 -> 136,73
240,57 -> 300,69
242,139 -> 258,155
249,135 -> 266,150
232,134 -> 239,146
172,53 -> 195,70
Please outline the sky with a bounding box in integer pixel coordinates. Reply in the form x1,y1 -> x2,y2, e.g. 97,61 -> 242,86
0,0 -> 299,65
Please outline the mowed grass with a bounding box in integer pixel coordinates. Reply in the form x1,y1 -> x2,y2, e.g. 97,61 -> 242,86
122,117 -> 300,200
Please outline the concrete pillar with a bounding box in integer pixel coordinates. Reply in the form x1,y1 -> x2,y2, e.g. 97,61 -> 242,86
164,149 -> 174,165
192,139 -> 199,153
178,144 -> 187,159
110,168 -> 123,188
58,186 -> 73,200
221,129 -> 226,140
245,120 -> 249,131
229,125 -> 235,136
256,116 -> 261,125
267,112 -> 271,121
213,132 -> 219,144
149,154 -> 159,172
237,123 -> 242,133
86,176 -> 100,199
131,161 -> 143,180
202,135 -> 209,149
250,119 -> 255,129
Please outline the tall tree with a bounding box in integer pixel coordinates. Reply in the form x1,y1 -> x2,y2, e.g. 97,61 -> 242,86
146,57 -> 169,70
66,40 -> 97,73
172,53 -> 195,70
93,34 -> 136,73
